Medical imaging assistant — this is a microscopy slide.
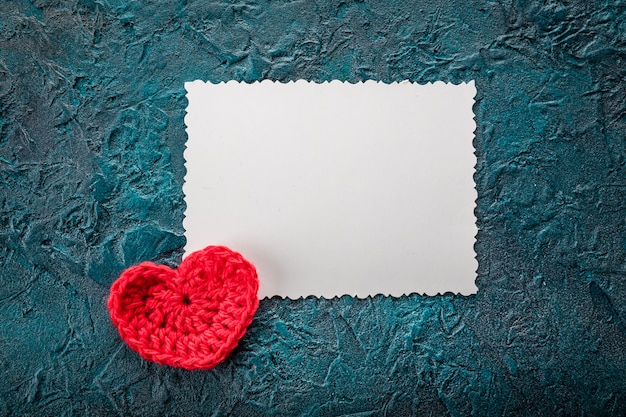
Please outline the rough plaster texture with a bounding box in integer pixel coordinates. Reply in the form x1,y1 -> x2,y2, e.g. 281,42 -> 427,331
0,0 -> 625,415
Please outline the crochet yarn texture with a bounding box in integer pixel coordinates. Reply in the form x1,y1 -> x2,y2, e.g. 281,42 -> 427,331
108,246 -> 259,370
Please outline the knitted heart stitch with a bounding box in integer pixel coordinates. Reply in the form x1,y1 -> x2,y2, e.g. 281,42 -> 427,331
107,246 -> 259,370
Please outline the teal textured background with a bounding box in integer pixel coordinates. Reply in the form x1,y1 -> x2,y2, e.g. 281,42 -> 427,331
1,0 -> 626,415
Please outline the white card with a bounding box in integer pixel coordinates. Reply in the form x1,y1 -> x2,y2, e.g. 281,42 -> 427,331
184,80 -> 477,298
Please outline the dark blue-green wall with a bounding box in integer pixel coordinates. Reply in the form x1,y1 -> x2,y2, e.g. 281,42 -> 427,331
1,0 -> 625,415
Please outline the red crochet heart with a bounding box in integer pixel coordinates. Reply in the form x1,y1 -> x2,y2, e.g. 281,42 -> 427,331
107,246 -> 259,370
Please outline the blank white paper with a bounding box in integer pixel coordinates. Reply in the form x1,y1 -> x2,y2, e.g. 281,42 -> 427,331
184,80 -> 477,298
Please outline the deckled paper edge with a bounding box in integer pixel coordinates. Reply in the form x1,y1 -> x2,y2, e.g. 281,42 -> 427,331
182,80 -> 478,299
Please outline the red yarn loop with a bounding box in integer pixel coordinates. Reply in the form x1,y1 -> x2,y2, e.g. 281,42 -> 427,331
107,246 -> 259,370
